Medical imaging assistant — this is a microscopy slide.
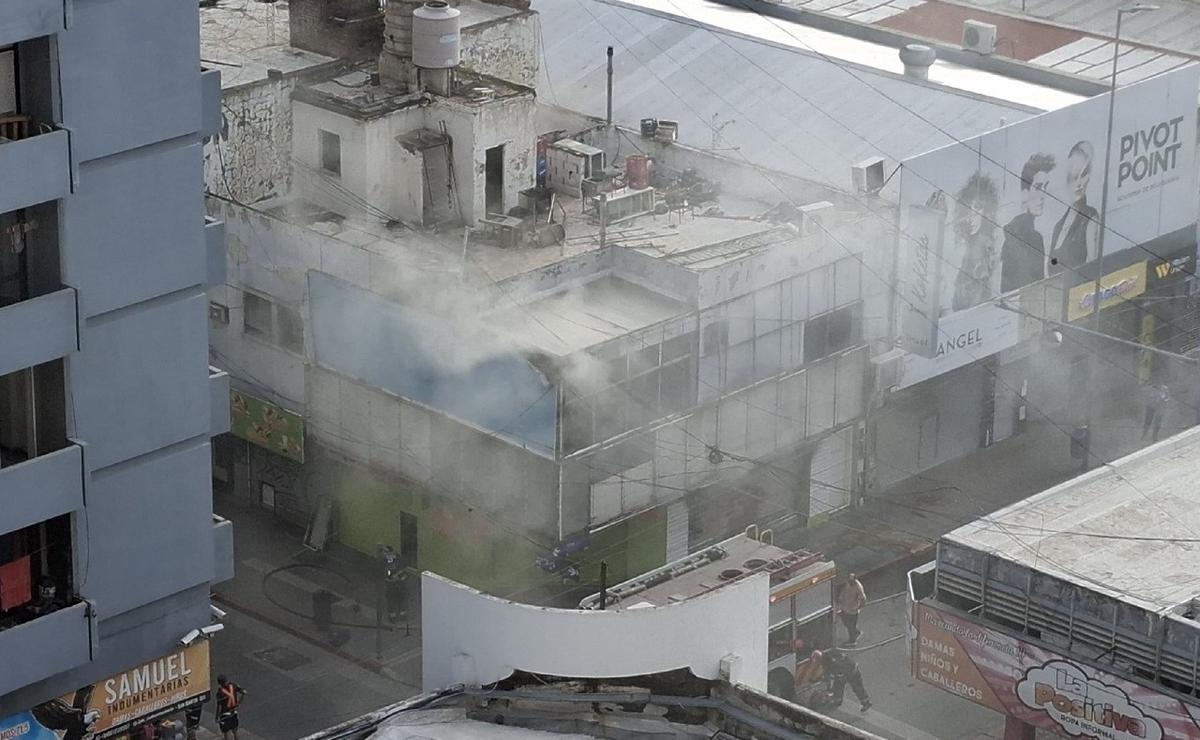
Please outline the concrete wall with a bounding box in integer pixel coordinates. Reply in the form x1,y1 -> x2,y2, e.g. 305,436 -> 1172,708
0,0 -> 225,717
461,11 -> 541,88
437,92 -> 537,223
421,571 -> 769,692
308,365 -> 560,542
288,0 -> 383,62
205,76 -> 299,203
293,91 -> 537,226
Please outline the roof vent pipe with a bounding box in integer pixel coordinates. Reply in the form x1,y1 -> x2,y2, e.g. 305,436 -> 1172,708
899,44 -> 936,81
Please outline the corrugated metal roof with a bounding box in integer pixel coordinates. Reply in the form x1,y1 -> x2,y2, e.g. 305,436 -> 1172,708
536,0 -> 1045,193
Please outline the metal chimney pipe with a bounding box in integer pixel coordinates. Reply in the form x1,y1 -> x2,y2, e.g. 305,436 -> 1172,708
606,46 -> 614,124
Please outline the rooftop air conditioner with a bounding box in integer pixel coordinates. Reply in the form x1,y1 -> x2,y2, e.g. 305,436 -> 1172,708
851,157 -> 886,194
963,20 -> 997,55
798,201 -> 834,236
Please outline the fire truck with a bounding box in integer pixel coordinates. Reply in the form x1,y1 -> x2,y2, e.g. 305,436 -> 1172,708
579,526 -> 837,702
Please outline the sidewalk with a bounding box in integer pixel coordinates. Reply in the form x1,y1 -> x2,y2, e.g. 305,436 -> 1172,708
211,496 -> 422,686
809,383 -> 1195,581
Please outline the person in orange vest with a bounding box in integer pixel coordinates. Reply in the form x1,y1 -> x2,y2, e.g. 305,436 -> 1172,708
215,675 -> 246,740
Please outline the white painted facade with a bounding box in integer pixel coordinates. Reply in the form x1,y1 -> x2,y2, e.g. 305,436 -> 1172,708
421,572 -> 769,692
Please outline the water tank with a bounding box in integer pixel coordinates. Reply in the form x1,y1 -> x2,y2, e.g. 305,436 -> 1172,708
412,1 -> 461,70
382,0 -> 424,60
625,154 -> 651,189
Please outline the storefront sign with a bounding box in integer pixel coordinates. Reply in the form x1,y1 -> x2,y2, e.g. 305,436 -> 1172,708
912,601 -> 1200,738
898,205 -> 945,359
0,643 -> 210,740
899,302 -> 1019,389
1066,262 -> 1147,322
1149,253 -> 1195,286
230,389 -> 305,463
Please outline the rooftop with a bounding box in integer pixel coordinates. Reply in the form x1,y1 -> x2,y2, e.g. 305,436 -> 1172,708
264,179 -> 783,287
294,67 -> 533,120
944,426 -> 1200,615
301,671 -> 883,740
537,0 -> 1083,193
199,0 -> 533,90
484,275 -> 691,357
199,0 -> 335,89
768,0 -> 1200,85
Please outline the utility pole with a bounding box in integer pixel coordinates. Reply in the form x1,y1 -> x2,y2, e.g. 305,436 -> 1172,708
1081,3 -> 1159,472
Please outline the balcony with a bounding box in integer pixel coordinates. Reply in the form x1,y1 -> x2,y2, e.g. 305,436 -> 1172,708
206,217 -> 226,288
0,601 -> 93,697
0,0 -> 67,47
0,125 -> 71,214
212,515 -> 234,584
200,68 -> 222,140
0,445 -> 84,537
209,366 -> 230,436
0,287 -> 78,377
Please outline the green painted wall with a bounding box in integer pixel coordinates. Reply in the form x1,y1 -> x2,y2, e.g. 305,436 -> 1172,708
330,458 -> 669,595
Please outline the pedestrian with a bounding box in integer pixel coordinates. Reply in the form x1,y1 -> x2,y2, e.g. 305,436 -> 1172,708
812,648 -> 871,712
1142,382 -> 1170,442
835,573 -> 867,645
215,675 -> 246,740
184,703 -> 203,740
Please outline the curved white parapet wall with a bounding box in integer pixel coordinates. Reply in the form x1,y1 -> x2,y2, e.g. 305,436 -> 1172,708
421,572 -> 769,693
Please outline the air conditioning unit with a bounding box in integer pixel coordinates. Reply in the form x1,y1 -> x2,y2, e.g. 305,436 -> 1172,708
798,201 -> 834,236
851,157 -> 886,194
962,20 -> 997,55
871,349 -> 905,397
209,301 -> 230,325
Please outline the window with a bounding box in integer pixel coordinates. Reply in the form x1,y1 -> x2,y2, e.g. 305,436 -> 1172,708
243,291 -> 271,338
319,129 -> 341,175
243,290 -> 304,354
803,303 -> 860,363
277,304 -> 304,354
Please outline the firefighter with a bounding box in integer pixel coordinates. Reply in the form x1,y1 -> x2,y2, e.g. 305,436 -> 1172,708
811,649 -> 871,712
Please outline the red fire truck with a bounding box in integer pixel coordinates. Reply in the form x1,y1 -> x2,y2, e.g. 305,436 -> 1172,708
580,526 -> 837,702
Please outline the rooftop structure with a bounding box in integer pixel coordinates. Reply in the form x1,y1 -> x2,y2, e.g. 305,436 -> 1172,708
301,671 -> 883,740
749,0 -> 1200,84
537,0 -> 1097,193
944,426 -> 1200,616
923,427 -> 1200,703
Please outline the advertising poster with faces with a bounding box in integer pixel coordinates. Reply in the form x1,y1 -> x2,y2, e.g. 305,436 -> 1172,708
898,64 -> 1199,324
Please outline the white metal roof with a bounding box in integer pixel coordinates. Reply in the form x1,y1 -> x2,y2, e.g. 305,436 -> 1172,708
945,426 -> 1200,614
537,0 -> 1079,193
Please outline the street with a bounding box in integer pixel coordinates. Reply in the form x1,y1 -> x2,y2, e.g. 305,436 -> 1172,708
828,581 -> 1005,740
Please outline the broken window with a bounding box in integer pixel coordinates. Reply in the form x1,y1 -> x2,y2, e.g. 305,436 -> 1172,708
243,291 -> 271,338
277,304 -> 304,354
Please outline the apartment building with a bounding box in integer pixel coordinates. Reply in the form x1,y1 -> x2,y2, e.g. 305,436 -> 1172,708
0,0 -> 231,727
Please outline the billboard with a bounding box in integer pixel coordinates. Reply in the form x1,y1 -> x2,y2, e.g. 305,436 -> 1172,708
896,64 -> 1199,365
912,601 -> 1200,739
230,389 -> 305,463
0,643 -> 210,740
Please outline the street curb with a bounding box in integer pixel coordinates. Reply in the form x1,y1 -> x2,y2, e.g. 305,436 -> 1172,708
211,593 -> 418,687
